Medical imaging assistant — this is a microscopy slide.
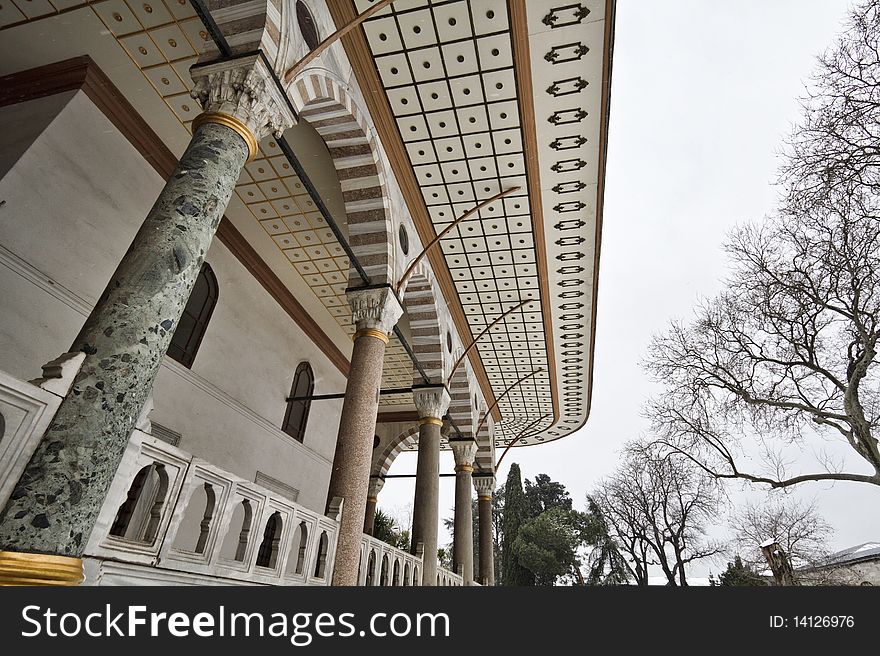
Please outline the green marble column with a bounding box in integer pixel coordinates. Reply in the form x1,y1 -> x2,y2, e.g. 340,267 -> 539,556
0,55 -> 293,580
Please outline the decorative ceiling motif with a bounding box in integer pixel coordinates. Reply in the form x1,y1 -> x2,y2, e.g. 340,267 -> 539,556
353,0 -> 611,449
0,0 -> 612,446
0,0 -> 420,401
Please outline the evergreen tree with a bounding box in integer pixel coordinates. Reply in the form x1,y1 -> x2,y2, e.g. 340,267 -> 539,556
372,509 -> 410,550
500,463 -> 535,586
712,555 -> 766,586
524,473 -> 572,516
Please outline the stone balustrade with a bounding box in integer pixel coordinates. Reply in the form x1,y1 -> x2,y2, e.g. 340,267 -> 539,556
82,429 -> 339,586
358,533 -> 423,586
1,364 -> 467,587
437,567 -> 465,587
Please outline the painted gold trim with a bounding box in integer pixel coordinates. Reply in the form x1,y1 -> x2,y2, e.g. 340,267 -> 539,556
418,417 -> 443,427
192,111 -> 258,161
455,464 -> 474,474
366,496 -> 378,503
478,495 -> 493,502
354,328 -> 390,344
0,551 -> 83,586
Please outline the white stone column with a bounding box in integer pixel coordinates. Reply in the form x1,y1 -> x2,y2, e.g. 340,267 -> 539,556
450,438 -> 477,584
410,384 -> 451,586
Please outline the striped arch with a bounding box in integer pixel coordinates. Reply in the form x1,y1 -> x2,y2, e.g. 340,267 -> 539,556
288,72 -> 395,285
401,261 -> 447,386
200,0 -> 282,62
475,407 -> 495,472
372,426 -> 419,478
447,355 -> 475,440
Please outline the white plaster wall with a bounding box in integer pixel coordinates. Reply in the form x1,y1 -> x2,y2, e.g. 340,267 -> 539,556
0,90 -> 344,513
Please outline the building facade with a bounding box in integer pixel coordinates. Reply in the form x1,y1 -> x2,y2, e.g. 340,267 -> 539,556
0,0 -> 613,586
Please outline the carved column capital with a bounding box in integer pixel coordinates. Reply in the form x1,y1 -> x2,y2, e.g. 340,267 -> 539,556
473,473 -> 496,499
190,54 -> 296,160
413,385 -> 451,421
367,477 -> 385,500
449,439 -> 477,472
346,285 -> 404,341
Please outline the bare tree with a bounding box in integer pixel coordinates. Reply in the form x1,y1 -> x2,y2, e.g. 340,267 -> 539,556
590,442 -> 723,586
782,0 -> 880,210
645,0 -> 880,488
730,497 -> 833,572
588,488 -> 652,586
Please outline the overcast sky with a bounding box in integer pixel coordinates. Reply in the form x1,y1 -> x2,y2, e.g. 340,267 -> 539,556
378,0 -> 879,580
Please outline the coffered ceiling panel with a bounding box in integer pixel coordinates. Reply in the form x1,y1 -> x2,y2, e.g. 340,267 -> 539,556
354,0 -> 612,450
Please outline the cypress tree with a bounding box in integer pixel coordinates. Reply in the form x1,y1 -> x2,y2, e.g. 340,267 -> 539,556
500,463 -> 535,586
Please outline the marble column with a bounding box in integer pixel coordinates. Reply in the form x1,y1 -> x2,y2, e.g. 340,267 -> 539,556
328,285 -> 403,586
0,54 -> 293,585
363,476 -> 385,535
450,438 -> 477,584
473,472 -> 496,586
409,384 -> 451,586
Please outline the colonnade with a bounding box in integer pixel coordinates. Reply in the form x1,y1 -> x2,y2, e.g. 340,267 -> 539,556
0,52 -> 497,587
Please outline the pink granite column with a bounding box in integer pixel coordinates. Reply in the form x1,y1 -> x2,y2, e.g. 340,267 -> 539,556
328,285 -> 402,586
473,473 -> 496,586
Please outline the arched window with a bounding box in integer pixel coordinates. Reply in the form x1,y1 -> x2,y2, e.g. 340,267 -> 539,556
366,550 -> 376,586
256,512 -> 283,568
167,262 -> 218,368
109,463 -> 168,544
283,362 -> 314,442
314,531 -> 329,579
380,554 -> 389,586
296,1 -> 320,51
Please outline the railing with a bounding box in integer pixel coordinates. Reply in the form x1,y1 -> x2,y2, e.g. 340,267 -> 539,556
0,355 -> 84,509
358,534 -> 423,586
83,429 -> 339,586
358,535 -> 464,586
437,567 -> 464,587
0,361 -> 466,587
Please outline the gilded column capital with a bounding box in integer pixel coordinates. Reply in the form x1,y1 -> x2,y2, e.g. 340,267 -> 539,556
449,438 -> 477,471
190,54 -> 296,160
367,477 -> 385,499
347,285 -> 404,341
473,473 -> 496,499
413,384 -> 451,421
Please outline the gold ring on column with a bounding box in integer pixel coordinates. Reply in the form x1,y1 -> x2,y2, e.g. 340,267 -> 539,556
419,417 -> 443,427
192,111 -> 259,161
353,328 -> 390,344
0,551 -> 84,586
455,464 -> 474,474
478,495 -> 493,501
